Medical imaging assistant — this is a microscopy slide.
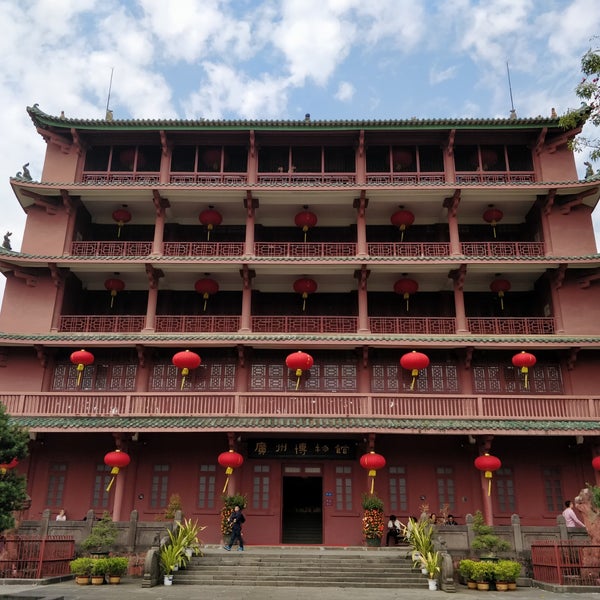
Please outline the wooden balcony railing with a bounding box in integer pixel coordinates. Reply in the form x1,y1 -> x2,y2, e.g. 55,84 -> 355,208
251,316 -> 358,333
71,241 -> 153,256
460,242 -> 545,257
257,173 -> 356,186
4,392 -> 599,422
82,172 -> 161,184
169,173 -> 248,185
366,173 -> 445,185
162,242 -> 244,257
369,317 -> 456,334
367,242 -> 451,257
59,315 -> 146,333
254,242 -> 356,257
56,315 -> 555,335
467,318 -> 555,335
455,171 -> 535,184
155,315 -> 241,333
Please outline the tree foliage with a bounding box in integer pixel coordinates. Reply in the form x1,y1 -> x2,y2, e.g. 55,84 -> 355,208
0,403 -> 29,533
560,42 -> 600,164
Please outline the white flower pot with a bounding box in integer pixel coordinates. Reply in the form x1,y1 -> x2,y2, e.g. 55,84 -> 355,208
428,578 -> 437,591
164,574 -> 173,586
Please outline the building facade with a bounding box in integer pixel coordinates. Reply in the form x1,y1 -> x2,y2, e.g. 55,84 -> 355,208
1,104 -> 600,545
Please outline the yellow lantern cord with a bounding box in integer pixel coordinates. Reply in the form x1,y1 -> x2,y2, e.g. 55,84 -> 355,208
222,467 -> 234,493
403,292 -> 410,312
484,470 -> 493,496
76,364 -> 85,386
521,366 -> 529,389
207,223 -> 214,241
498,291 -> 505,310
369,470 -> 376,494
106,467 -> 120,492
302,292 -> 308,312
117,223 -> 123,238
180,367 -> 190,390
400,224 -> 406,242
110,290 -> 117,308
410,368 -> 419,391
491,222 -> 497,238
295,368 -> 303,390
302,225 -> 308,242
203,293 -> 209,312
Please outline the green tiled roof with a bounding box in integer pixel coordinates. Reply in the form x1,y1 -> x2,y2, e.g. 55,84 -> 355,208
9,414 -> 600,435
27,103 -> 587,133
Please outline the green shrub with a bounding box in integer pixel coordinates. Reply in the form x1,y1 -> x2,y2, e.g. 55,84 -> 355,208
69,557 -> 94,576
471,560 -> 495,583
361,493 -> 384,511
458,558 -> 477,581
471,510 -> 510,556
81,511 -> 118,552
91,557 -> 108,576
494,560 -> 521,582
105,556 -> 129,577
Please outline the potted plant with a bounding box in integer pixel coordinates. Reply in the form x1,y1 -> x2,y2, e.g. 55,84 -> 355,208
403,517 -> 434,569
458,558 -> 477,589
70,557 -> 94,585
90,557 -> 108,585
361,493 -> 385,546
471,560 -> 495,591
176,517 -> 206,560
105,556 -> 129,584
81,511 -> 118,556
160,542 -> 184,585
495,559 -> 521,591
418,550 -> 441,590
471,510 -> 510,557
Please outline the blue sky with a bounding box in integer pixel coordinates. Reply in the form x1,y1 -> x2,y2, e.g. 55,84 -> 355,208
0,0 -> 599,267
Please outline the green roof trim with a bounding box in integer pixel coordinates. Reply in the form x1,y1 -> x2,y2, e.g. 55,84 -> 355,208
27,103 -> 584,133
9,414 -> 600,434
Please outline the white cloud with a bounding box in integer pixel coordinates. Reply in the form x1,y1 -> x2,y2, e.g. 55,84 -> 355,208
335,81 -> 355,102
429,66 -> 457,85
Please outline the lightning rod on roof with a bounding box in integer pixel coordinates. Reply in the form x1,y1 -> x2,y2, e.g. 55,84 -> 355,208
105,67 -> 114,121
506,61 -> 517,119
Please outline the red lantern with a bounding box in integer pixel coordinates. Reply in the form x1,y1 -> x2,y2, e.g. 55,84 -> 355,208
400,351 -> 430,390
512,351 -> 537,389
483,207 -> 503,239
394,278 -> 418,312
390,209 -> 415,242
202,148 -> 222,171
490,278 -> 511,311
218,450 -> 244,493
104,449 -> 131,492
293,277 -> 318,312
474,452 -> 502,496
0,457 -> 18,475
285,351 -> 314,390
194,278 -> 219,312
294,210 -> 318,242
360,451 -> 386,495
392,148 -> 414,170
199,208 -> 223,241
104,278 -> 125,309
592,456 -> 600,471
70,349 -> 94,387
112,209 -> 131,239
172,350 -> 202,390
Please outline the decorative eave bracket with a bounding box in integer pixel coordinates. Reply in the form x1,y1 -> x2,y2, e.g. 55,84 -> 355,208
578,268 -> 600,289
36,127 -> 72,154
443,189 -> 461,217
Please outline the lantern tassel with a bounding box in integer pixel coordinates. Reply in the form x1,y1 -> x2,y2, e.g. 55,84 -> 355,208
117,224 -> 122,238
302,292 -> 307,312
295,368 -> 302,390
492,223 -> 497,239
370,477 -> 375,495
499,291 -> 504,311
484,471 -> 493,496
404,292 -> 410,312
222,466 -> 234,493
522,367 -> 529,389
106,467 -> 120,492
181,367 -> 190,390
400,225 -> 406,243
203,293 -> 209,312
410,368 -> 419,391
76,364 -> 84,387
106,476 -> 116,492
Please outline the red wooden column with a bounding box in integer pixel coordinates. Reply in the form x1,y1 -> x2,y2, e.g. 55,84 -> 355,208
354,191 -> 368,257
239,265 -> 254,333
112,469 -> 126,522
355,266 -> 370,333
444,190 -> 461,256
450,264 -> 468,334
244,193 -> 256,256
151,202 -> 165,255
476,437 -> 496,525
143,267 -> 161,332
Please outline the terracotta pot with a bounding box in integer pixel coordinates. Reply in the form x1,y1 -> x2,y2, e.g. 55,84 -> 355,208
75,576 -> 90,585
91,575 -> 104,585
476,582 -> 490,591
467,580 -> 477,589
508,582 -> 517,591
496,582 -> 509,591
108,576 -> 121,584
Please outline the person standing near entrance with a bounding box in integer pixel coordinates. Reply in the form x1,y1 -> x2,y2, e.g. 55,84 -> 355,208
224,505 -> 246,551
562,500 -> 586,528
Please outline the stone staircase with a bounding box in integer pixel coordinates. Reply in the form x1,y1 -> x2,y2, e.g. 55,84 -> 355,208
173,546 -> 429,589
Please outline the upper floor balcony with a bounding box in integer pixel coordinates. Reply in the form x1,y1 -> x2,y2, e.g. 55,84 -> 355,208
4,391 -> 599,430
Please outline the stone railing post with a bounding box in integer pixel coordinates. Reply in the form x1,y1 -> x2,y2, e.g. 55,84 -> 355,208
40,508 -> 50,538
127,509 -> 138,552
465,513 -> 475,550
511,513 -> 523,553
557,514 -> 568,540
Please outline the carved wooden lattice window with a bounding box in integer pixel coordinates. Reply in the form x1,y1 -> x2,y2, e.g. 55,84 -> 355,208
250,359 -> 357,392
542,466 -> 564,513
436,466 -> 455,511
151,464 -> 169,509
472,363 -> 563,394
252,465 -> 270,510
370,361 -> 458,393
150,361 -> 236,391
51,362 -> 137,391
335,466 -> 353,511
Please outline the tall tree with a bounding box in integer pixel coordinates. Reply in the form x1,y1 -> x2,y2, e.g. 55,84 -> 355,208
560,43 -> 600,170
0,403 -> 29,533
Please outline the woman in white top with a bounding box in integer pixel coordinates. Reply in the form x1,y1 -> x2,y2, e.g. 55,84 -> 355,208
386,514 -> 401,546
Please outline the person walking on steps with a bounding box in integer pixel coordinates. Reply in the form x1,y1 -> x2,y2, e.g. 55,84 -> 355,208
224,505 -> 246,551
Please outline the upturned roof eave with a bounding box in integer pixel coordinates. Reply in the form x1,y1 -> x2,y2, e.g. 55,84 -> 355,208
26,103 -> 584,134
